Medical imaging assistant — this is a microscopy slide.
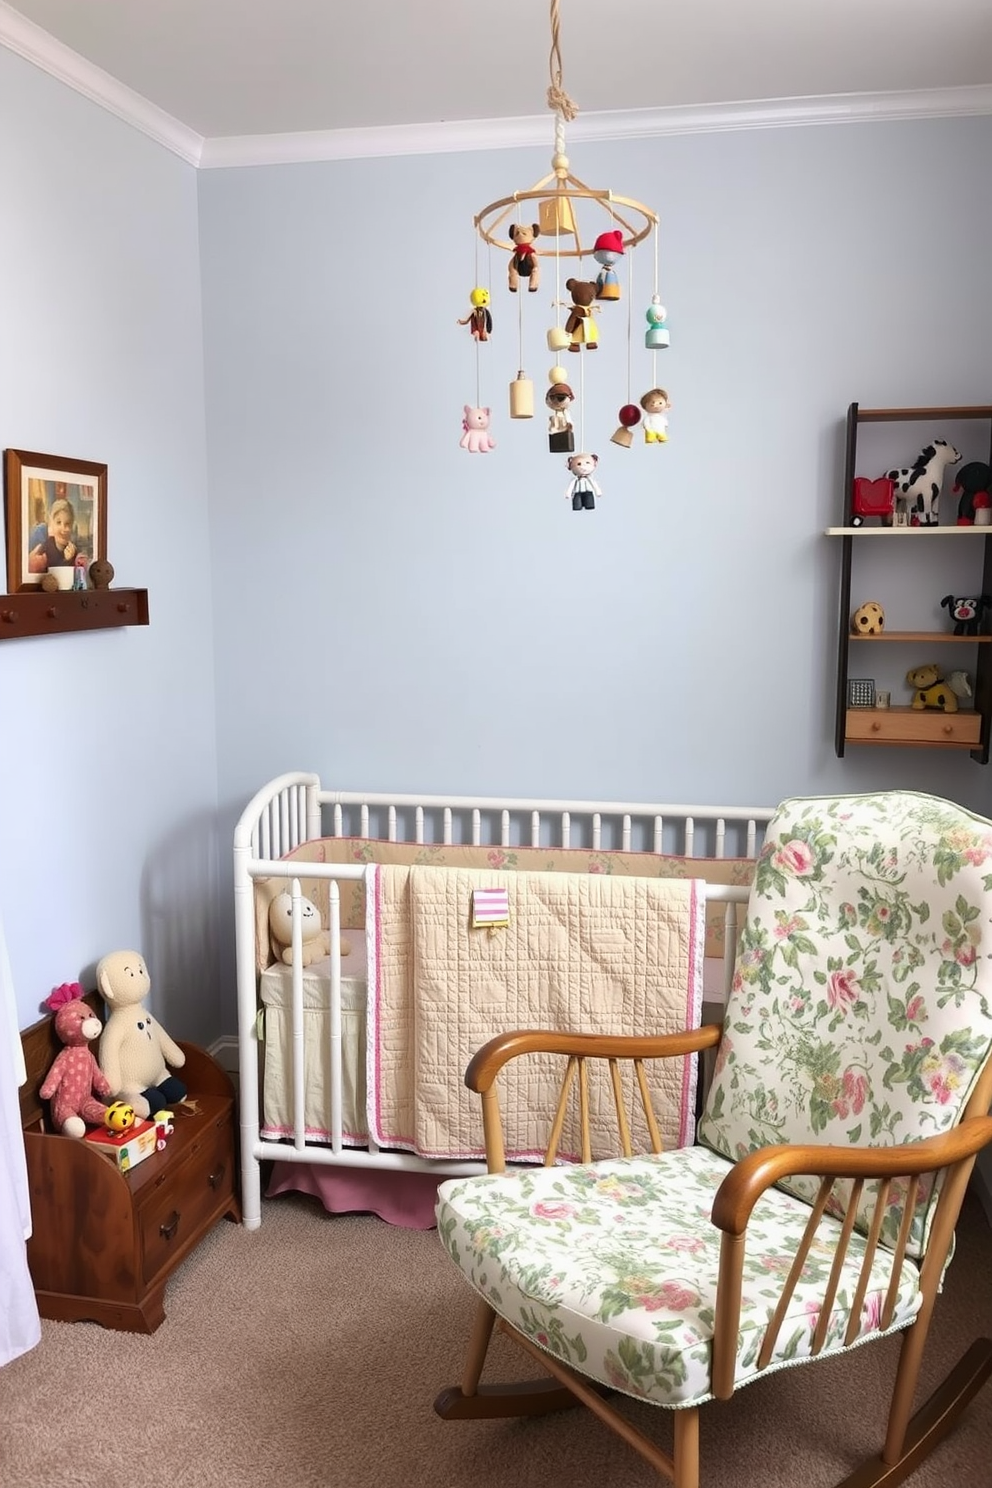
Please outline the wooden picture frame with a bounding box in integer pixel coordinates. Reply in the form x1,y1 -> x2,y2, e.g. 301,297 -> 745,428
3,449 -> 108,593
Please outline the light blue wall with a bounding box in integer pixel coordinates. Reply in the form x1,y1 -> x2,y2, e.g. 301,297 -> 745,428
5,46 -> 992,1042
0,49 -> 220,1038
200,116 -> 992,827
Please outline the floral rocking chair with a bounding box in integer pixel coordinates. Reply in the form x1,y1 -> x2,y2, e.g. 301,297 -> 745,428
434,791 -> 992,1487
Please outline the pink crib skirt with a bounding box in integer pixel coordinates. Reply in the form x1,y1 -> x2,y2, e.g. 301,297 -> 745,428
265,1160 -> 441,1229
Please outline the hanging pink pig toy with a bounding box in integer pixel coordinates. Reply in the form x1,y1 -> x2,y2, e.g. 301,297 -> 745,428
460,406 -> 496,454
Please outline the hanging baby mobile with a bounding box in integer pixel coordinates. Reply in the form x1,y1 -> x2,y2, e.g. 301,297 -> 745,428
457,0 -> 667,512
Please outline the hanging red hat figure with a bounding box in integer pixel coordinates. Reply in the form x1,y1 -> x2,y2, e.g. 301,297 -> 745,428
592,229 -> 624,301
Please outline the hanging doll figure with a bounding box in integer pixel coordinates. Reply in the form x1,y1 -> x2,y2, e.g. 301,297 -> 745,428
645,296 -> 670,349
564,280 -> 599,352
640,388 -> 670,444
546,381 -> 575,453
457,286 -> 493,342
566,452 -> 602,512
592,229 -> 624,301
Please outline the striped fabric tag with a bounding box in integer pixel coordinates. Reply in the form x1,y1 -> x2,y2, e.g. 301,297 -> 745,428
472,886 -> 510,929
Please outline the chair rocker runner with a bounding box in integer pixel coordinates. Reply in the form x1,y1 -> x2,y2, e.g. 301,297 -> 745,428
434,791 -> 992,1487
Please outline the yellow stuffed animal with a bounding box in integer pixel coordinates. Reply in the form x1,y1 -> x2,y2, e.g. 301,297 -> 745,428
268,891 -> 350,967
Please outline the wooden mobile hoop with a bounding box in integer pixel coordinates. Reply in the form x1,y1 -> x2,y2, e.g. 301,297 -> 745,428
473,0 -> 658,259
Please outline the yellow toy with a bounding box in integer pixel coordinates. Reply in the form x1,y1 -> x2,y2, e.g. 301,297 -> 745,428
457,287 -> 492,342
852,601 -> 885,636
906,664 -> 960,712
104,1100 -> 136,1134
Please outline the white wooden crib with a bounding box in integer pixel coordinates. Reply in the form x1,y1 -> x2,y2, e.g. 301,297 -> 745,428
233,773 -> 775,1230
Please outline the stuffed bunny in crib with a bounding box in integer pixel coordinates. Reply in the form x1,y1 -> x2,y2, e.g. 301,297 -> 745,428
268,890 -> 351,967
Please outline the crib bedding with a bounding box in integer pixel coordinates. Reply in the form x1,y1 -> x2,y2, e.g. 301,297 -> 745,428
366,864 -> 705,1161
259,938 -> 369,1143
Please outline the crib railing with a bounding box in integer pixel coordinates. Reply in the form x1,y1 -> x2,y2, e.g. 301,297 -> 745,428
233,775 -> 775,1230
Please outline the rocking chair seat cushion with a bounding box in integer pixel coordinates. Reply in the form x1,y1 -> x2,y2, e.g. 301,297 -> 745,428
436,1144 -> 922,1409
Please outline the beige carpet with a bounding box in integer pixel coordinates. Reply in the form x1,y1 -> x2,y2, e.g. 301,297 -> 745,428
3,1189 -> 991,1488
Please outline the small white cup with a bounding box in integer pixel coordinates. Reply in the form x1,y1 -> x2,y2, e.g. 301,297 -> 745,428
50,566 -> 75,590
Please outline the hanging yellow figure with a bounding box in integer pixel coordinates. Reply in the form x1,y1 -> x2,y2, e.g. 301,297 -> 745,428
457,287 -> 493,342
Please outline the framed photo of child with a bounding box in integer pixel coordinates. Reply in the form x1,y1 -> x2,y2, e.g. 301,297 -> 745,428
3,449 -> 108,592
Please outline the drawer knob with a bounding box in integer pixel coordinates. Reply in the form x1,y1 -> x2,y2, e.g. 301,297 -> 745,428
871,721 -> 881,732
159,1211 -> 180,1241
208,1164 -> 226,1189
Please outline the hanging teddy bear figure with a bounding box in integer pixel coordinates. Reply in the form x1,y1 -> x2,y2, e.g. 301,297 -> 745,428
564,280 -> 599,352
457,287 -> 493,342
507,224 -> 541,292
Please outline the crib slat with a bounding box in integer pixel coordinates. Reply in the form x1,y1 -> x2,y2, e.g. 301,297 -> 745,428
592,813 -> 601,850
290,879 -> 306,1152
328,883 -> 342,1154
361,803 -> 370,838
530,810 -> 540,848
685,817 -> 695,857
561,811 -> 570,849
333,803 -> 343,837
443,807 -> 453,846
471,808 -> 481,846
622,814 -> 631,851
501,809 -> 510,847
715,818 -> 726,859
746,819 -> 757,859
653,816 -> 663,855
388,805 -> 397,842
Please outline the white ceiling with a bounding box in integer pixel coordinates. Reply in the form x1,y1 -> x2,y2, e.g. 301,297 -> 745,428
2,0 -> 992,142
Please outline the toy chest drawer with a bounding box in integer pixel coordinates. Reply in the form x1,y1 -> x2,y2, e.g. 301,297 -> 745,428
139,1104 -> 235,1285
845,708 -> 982,746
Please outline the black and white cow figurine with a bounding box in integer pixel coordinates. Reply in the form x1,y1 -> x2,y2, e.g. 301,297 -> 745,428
885,439 -> 961,526
940,594 -> 992,636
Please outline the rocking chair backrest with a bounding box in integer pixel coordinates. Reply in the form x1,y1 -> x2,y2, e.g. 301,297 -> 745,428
697,790 -> 992,1258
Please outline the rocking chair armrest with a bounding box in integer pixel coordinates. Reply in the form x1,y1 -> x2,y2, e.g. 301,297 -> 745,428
464,1024 -> 724,1095
711,1115 -> 992,1237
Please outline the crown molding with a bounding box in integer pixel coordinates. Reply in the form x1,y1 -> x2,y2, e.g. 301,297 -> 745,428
198,85 -> 992,168
0,0 -> 203,165
1,3 -> 990,173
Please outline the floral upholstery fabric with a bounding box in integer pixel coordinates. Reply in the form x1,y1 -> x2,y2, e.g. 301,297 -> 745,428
698,791 -> 992,1256
436,791 -> 992,1410
436,1145 -> 922,1409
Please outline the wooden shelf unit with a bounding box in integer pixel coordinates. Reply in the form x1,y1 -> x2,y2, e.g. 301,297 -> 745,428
0,587 -> 148,641
833,403 -> 992,763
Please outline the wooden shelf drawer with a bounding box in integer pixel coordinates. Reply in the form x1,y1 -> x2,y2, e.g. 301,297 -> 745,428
139,1105 -> 236,1286
846,707 -> 982,746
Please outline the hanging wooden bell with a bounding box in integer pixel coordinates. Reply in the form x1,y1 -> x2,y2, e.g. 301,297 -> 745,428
539,193 -> 576,237
509,371 -> 534,419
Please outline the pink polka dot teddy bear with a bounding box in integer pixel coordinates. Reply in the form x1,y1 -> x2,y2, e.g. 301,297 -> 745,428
39,982 -> 112,1138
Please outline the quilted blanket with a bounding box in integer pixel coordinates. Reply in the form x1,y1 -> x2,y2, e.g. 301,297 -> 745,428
365,864 -> 705,1162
